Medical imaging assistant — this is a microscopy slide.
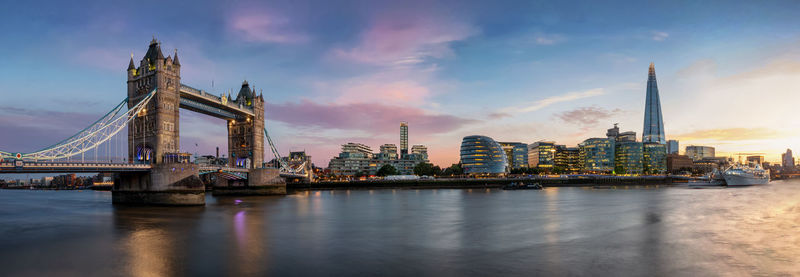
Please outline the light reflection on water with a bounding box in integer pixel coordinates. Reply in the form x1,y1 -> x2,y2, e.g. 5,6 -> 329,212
0,181 -> 799,276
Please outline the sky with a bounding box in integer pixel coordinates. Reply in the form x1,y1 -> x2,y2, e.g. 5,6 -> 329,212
1,0 -> 799,167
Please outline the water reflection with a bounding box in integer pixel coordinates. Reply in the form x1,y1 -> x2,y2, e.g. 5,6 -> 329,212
2,182 -> 800,276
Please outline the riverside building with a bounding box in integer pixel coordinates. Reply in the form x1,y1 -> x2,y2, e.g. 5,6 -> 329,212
555,145 -> 581,173
527,141 -> 556,169
499,142 -> 528,169
615,141 -> 644,175
643,143 -> 667,174
579,138 -> 615,173
461,135 -> 508,175
685,146 -> 715,161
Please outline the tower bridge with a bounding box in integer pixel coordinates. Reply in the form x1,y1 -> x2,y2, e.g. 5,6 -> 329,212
0,38 -> 312,205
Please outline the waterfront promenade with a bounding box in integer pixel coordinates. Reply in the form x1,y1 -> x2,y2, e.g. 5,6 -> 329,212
291,175 -> 694,190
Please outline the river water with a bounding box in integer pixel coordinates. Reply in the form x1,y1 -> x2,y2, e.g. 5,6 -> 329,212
1,181 -> 799,276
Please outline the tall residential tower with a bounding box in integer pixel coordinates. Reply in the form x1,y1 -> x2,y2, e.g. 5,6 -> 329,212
643,63 -> 666,144
400,122 -> 408,156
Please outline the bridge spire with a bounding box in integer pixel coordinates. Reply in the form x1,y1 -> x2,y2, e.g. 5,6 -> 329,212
172,48 -> 180,66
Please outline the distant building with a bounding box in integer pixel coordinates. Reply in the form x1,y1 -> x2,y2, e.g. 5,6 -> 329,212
499,142 -> 528,169
666,154 -> 694,174
607,123 -> 636,142
694,157 -> 729,173
685,146 -> 715,161
746,155 -> 765,166
461,135 -> 507,175
782,149 -> 794,170
643,143 -> 667,174
377,144 -> 398,160
400,122 -> 409,156
555,146 -> 581,173
666,140 -> 679,154
328,142 -> 426,176
615,141 -> 644,175
527,141 -> 556,169
411,145 -> 428,160
579,138 -> 615,173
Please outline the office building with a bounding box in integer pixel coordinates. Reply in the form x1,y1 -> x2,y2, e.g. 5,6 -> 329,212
643,142 -> 667,174
615,141 -> 644,175
643,62 -> 666,144
782,149 -> 794,170
607,123 -> 636,142
499,142 -> 528,169
555,145 -> 581,173
685,146 -> 715,161
528,141 -> 556,169
667,140 -> 679,154
579,138 -> 615,173
667,154 -> 694,174
461,135 -> 508,175
746,155 -> 765,166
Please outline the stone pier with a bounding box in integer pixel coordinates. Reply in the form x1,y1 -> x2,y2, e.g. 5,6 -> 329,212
113,163 -> 205,206
212,168 -> 286,196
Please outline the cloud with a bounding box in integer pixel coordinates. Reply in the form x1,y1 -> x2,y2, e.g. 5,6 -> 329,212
331,16 -> 477,66
265,100 -> 476,135
555,106 -> 623,128
673,128 -> 784,142
227,9 -> 309,44
487,112 -> 511,120
652,31 -> 669,41
500,88 -> 605,114
532,33 -> 565,45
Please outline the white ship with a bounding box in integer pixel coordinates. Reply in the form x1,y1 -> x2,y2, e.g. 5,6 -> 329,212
723,164 -> 770,186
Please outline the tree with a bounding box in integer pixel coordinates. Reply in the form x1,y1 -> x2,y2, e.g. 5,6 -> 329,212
414,162 -> 438,176
354,171 -> 367,178
376,164 -> 398,177
444,163 -> 464,176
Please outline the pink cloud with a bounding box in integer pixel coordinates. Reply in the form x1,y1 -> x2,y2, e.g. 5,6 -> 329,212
265,100 -> 476,135
333,78 -> 432,105
228,10 -> 308,44
332,16 -> 476,66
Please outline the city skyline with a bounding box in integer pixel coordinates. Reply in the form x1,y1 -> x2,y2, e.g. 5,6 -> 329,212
1,1 -> 799,166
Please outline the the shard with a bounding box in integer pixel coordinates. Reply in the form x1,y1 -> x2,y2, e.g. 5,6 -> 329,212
642,62 -> 666,144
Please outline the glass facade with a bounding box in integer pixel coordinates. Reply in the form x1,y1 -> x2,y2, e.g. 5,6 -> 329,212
685,146 -> 715,161
499,142 -> 528,169
579,138 -> 615,173
643,143 -> 667,174
527,141 -> 556,168
555,146 -> 581,173
643,63 -> 666,144
615,141 -> 643,175
666,140 -> 679,154
461,135 -> 507,175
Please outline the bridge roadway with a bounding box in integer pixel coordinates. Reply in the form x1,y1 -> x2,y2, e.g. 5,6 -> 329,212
0,161 -> 151,173
179,84 -> 254,120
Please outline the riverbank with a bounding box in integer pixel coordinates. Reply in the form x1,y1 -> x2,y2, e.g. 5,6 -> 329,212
289,175 -> 683,190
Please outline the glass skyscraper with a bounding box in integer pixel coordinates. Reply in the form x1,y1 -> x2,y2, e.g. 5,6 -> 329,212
460,135 -> 508,175
643,63 -> 666,144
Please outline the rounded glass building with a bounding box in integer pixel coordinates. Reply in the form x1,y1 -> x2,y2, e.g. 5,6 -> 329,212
460,135 -> 508,175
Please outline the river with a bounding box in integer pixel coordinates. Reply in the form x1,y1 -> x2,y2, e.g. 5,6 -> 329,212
1,180 -> 799,276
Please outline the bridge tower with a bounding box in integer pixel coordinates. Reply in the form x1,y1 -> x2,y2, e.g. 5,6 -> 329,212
127,38 -> 181,164
227,81 -> 264,169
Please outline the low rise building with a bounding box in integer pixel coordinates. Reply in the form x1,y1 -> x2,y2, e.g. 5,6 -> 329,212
666,154 -> 694,174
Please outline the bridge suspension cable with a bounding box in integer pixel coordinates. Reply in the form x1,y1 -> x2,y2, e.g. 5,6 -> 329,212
2,89 -> 157,161
263,127 -> 308,177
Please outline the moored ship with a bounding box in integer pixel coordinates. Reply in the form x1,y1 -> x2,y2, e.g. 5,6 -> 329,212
723,164 -> 770,186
